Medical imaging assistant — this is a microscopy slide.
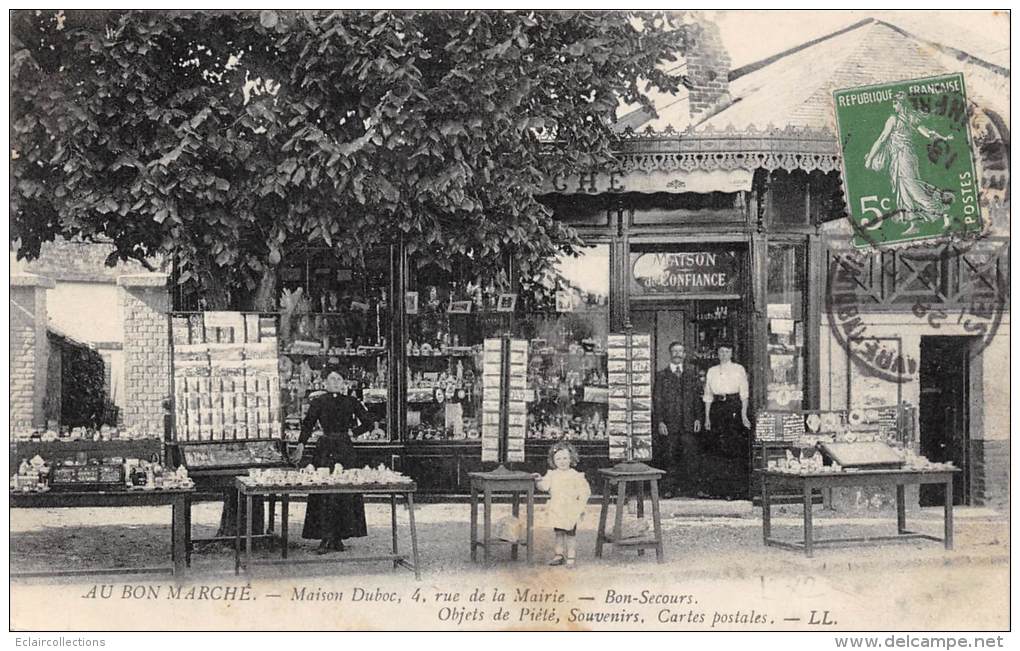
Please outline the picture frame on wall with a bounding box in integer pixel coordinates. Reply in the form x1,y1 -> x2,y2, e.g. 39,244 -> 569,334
405,291 -> 419,315
448,300 -> 473,314
496,293 -> 517,312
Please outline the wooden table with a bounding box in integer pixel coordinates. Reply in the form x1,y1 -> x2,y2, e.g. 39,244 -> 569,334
10,488 -> 193,577
756,468 -> 959,557
468,470 -> 535,564
594,464 -> 666,563
235,479 -> 421,579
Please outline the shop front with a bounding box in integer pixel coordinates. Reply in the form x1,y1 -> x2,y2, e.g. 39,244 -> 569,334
164,127 -> 843,499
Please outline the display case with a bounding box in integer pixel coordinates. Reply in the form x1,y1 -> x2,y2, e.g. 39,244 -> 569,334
764,242 -> 807,411
167,310 -> 289,483
517,244 -> 611,443
403,260 -> 511,443
277,247 -> 392,443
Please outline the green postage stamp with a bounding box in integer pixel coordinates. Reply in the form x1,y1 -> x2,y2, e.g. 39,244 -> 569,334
833,73 -> 983,248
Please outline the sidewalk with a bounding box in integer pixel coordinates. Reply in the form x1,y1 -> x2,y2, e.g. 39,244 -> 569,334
10,497 -> 1008,581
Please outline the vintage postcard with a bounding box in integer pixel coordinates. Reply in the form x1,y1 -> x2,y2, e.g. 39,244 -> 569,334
8,9 -> 1009,642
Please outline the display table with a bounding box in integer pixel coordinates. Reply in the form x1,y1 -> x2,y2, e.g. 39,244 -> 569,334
468,470 -> 536,564
594,464 -> 665,563
234,479 -> 421,579
756,468 -> 958,557
10,488 -> 193,577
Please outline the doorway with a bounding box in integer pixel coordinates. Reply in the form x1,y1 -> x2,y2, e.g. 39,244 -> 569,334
631,300 -> 747,498
919,336 -> 972,506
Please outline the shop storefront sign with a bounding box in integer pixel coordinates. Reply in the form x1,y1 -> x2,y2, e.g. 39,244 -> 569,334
543,168 -> 753,195
630,251 -> 740,295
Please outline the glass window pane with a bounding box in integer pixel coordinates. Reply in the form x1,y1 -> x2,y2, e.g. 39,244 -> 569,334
405,264 -> 508,442
765,242 -> 807,411
517,245 -> 610,441
279,247 -> 392,444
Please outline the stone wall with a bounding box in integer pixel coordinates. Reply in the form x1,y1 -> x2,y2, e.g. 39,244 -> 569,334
118,274 -> 170,437
10,275 -> 55,431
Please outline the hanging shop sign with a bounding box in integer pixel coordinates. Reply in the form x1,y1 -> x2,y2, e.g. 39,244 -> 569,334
630,251 -> 741,295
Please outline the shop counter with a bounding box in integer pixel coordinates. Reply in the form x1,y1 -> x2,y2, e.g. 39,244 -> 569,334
234,479 -> 421,579
755,468 -> 958,557
10,488 -> 193,577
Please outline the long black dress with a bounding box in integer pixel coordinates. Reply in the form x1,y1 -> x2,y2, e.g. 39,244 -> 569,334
298,392 -> 371,541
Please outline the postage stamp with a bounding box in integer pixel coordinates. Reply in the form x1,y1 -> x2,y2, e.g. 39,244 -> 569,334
833,73 -> 984,249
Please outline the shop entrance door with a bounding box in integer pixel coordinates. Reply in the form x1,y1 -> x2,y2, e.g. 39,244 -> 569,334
919,336 -> 972,506
631,308 -> 692,496
632,300 -> 749,499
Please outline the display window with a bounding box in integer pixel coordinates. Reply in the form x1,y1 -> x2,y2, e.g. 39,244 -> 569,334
516,244 -> 611,442
277,247 -> 392,442
764,241 -> 807,412
404,262 -> 511,442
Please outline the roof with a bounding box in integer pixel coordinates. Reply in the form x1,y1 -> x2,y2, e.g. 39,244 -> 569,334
621,17 -> 1009,137
698,19 -> 1009,134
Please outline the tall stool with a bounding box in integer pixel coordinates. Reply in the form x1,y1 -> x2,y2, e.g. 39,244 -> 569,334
595,464 -> 665,563
469,470 -> 535,564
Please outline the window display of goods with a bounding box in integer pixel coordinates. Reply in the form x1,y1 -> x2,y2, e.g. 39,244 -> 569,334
181,441 -> 285,469
244,464 -> 411,487
353,422 -> 389,442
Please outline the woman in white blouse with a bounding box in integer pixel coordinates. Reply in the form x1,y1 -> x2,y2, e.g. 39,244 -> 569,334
703,342 -> 751,457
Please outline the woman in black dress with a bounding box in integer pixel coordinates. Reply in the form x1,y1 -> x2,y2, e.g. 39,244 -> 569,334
291,372 -> 370,553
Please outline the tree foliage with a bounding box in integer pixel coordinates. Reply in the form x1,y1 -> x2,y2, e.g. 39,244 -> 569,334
12,10 -> 692,307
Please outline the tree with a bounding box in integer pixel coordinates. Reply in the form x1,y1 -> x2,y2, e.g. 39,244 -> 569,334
12,10 -> 694,308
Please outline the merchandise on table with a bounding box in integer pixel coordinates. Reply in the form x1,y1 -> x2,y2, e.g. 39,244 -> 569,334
10,455 -> 50,492
11,454 -> 195,492
766,446 -> 956,475
244,463 -> 411,487
11,425 -> 141,442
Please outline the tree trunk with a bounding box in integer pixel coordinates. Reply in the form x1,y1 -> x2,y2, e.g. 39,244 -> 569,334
253,264 -> 278,313
217,491 -> 266,538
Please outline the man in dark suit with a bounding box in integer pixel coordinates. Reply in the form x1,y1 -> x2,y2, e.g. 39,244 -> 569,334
652,341 -> 698,497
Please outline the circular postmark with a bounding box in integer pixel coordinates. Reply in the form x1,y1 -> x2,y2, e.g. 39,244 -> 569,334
825,249 -> 1006,384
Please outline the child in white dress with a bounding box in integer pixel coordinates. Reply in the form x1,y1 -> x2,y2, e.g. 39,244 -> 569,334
534,441 -> 591,567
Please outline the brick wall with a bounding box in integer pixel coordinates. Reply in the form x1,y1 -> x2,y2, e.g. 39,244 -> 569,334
972,439 -> 1009,510
10,275 -> 55,432
118,274 -> 170,437
686,18 -> 732,121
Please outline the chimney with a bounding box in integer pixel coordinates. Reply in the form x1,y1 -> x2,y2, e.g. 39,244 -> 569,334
685,18 -> 732,122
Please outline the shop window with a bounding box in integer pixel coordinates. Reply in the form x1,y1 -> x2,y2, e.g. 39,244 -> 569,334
517,244 -> 611,441
769,170 -> 810,227
278,247 -> 392,442
765,242 -> 807,411
404,264 -> 512,442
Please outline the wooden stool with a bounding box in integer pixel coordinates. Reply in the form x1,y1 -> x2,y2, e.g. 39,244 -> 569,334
469,470 -> 535,564
595,464 -> 665,563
